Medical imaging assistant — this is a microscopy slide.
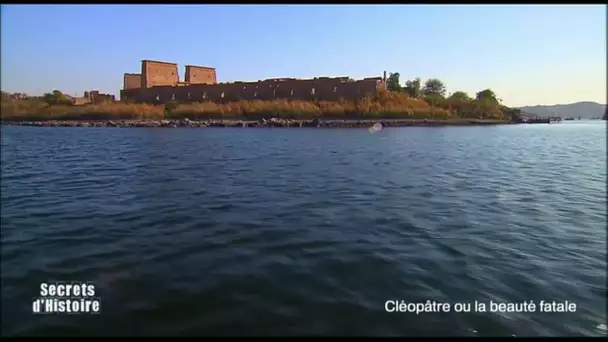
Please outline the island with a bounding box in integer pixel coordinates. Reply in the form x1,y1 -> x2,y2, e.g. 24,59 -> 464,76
1,61 -> 535,128
0,86 -> 533,128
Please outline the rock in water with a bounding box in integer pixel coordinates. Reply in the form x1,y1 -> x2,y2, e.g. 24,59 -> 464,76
368,122 -> 383,134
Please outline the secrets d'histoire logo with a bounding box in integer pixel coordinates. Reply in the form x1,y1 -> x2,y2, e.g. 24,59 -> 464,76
32,282 -> 101,314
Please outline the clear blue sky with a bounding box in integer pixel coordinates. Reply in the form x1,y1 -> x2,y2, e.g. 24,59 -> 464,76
1,4 -> 605,107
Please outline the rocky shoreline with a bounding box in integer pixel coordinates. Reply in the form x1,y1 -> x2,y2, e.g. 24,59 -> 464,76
1,118 -> 516,128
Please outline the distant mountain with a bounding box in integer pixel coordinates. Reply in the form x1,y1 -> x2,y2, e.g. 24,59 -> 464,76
516,102 -> 606,119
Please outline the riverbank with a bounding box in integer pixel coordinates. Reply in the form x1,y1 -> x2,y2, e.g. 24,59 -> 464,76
1,118 -> 516,128
2,90 -> 522,123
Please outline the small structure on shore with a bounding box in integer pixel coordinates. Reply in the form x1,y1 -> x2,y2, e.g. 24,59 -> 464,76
68,91 -> 115,106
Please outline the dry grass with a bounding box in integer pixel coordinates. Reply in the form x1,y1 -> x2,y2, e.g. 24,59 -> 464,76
1,101 -> 164,121
1,91 -> 508,121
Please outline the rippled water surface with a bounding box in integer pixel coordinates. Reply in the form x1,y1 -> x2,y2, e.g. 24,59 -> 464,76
1,121 -> 606,336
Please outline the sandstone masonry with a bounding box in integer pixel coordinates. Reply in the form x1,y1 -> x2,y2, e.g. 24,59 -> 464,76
120,60 -> 387,104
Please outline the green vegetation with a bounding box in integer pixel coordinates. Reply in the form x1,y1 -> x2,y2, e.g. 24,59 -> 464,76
386,73 -> 401,92
1,76 -> 523,122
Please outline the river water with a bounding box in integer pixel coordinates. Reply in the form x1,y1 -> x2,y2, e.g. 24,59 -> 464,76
1,121 -> 606,336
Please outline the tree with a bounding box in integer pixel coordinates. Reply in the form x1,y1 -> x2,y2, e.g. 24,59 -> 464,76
424,93 -> 444,106
501,106 -> 523,122
52,90 -> 68,102
387,72 -> 401,92
403,78 -> 422,98
476,89 -> 498,104
42,90 -> 71,106
423,78 -> 446,97
449,91 -> 472,102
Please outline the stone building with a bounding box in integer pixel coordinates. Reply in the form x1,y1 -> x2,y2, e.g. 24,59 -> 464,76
120,60 -> 387,104
86,90 -> 115,104
69,90 -> 115,105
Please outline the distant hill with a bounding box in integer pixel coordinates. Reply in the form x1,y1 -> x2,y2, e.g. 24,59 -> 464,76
517,102 -> 607,119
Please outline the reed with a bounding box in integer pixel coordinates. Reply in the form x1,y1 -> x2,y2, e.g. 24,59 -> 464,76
1,91 -> 510,121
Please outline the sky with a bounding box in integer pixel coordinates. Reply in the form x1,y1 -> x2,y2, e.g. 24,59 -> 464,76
1,4 -> 606,107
